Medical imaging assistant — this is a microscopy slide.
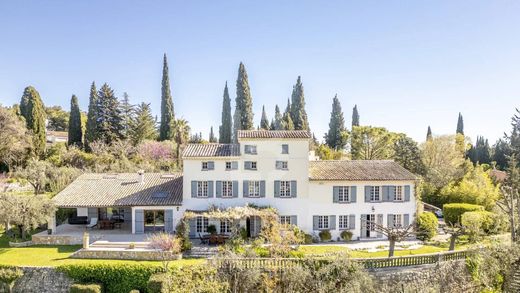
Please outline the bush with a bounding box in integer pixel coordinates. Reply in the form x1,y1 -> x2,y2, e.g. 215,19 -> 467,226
0,266 -> 23,291
416,212 -> 438,241
147,233 -> 182,254
69,284 -> 102,293
303,233 -> 313,244
58,263 -> 162,293
443,203 -> 484,225
151,265 -> 228,293
461,211 -> 497,242
147,273 -> 168,293
207,224 -> 217,234
318,230 -> 331,242
340,230 -> 353,241
175,219 -> 192,251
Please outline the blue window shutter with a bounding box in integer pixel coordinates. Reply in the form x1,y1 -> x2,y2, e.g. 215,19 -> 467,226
216,181 -> 222,198
389,186 -> 396,201
333,186 -> 339,203
291,181 -> 297,198
275,161 -> 281,170
134,209 -> 144,234
244,161 -> 251,170
382,186 -> 390,202
329,215 -> 336,230
188,218 -> 197,238
282,144 -> 289,154
351,186 -> 357,202
208,161 -> 215,170
377,214 -> 383,238
232,181 -> 239,198
260,180 -> 266,197
274,181 -> 280,198
290,215 -> 297,225
313,216 -> 319,230
165,209 -> 174,233
387,214 -> 394,228
231,161 -> 238,170
208,181 -> 214,198
243,180 -> 249,197
191,181 -> 197,198
349,215 -> 355,229
405,185 -> 411,201
364,186 -> 371,202
404,214 -> 410,227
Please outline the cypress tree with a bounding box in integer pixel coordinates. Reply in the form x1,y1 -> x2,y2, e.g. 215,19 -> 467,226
282,99 -> 294,130
260,105 -> 270,130
352,105 -> 360,128
273,105 -> 283,130
325,95 -> 347,150
270,119 -> 275,130
456,112 -> 464,135
130,102 -> 157,145
96,83 -> 124,144
20,86 -> 46,156
85,82 -> 99,147
209,126 -> 217,143
290,76 -> 309,130
159,53 -> 175,141
233,62 -> 254,139
219,82 -> 232,143
426,126 -> 433,141
68,95 -> 83,147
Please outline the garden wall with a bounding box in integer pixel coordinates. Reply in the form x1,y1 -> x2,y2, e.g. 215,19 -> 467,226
32,234 -> 82,245
12,267 -> 73,293
71,248 -> 182,261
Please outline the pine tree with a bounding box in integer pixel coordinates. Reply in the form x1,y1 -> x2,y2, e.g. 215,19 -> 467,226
120,92 -> 135,139
219,82 -> 232,143
233,62 -> 254,139
130,102 -> 157,145
68,95 -> 83,147
273,105 -> 283,130
325,95 -> 347,150
352,105 -> 360,128
209,126 -> 217,143
159,53 -> 175,141
20,86 -> 46,156
290,76 -> 309,130
426,126 -> 433,141
456,112 -> 464,135
85,82 -> 99,147
96,83 -> 124,144
260,105 -> 270,130
282,99 -> 294,130
468,136 -> 491,165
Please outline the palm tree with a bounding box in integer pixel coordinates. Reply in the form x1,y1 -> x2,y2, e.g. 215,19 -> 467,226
172,119 -> 190,167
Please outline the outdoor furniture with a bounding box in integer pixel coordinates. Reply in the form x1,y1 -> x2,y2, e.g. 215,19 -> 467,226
68,216 -> 89,225
86,217 -> 98,229
113,222 -> 122,229
99,220 -> 114,230
209,234 -> 218,245
199,233 -> 208,245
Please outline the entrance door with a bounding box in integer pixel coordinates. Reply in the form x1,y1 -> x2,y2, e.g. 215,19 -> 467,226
144,210 -> 165,232
363,214 -> 376,238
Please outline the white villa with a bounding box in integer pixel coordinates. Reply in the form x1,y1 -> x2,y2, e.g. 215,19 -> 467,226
50,130 -> 417,241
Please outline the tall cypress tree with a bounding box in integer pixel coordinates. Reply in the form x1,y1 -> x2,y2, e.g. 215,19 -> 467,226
282,99 -> 294,130
20,86 -> 46,156
352,105 -> 360,128
273,105 -> 283,130
209,126 -> 217,143
130,102 -> 157,145
456,112 -> 464,135
219,82 -> 232,143
426,126 -> 433,141
97,83 -> 124,144
68,95 -> 83,147
233,62 -> 254,139
85,82 -> 99,147
290,76 -> 309,130
260,105 -> 270,130
159,53 -> 175,141
325,95 -> 347,150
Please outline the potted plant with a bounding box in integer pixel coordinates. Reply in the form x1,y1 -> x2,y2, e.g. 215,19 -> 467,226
207,224 -> 217,235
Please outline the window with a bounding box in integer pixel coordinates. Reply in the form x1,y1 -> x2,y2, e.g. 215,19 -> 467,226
250,162 -> 257,170
393,214 -> 403,227
245,145 -> 257,154
220,219 -> 232,233
225,162 -> 232,170
279,216 -> 291,225
338,186 -> 350,202
282,144 -> 289,154
222,181 -> 233,198
196,216 -> 209,233
370,186 -> 381,201
280,181 -> 291,197
394,186 -> 403,201
339,215 -> 349,230
202,162 -> 209,170
276,161 -> 288,170
318,216 -> 329,229
248,181 -> 260,197
197,181 -> 209,197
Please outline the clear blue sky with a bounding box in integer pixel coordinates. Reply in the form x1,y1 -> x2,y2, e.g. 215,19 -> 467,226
1,1 -> 519,143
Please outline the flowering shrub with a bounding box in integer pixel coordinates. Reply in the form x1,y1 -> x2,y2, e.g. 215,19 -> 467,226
147,233 -> 181,254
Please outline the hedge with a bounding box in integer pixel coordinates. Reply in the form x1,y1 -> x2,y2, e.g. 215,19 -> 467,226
58,263 -> 162,293
443,203 -> 484,225
416,212 -> 438,241
147,273 -> 168,293
462,211 -> 497,233
69,284 -> 102,293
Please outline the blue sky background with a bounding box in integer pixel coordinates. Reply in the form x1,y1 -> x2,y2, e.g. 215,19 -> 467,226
1,1 -> 519,143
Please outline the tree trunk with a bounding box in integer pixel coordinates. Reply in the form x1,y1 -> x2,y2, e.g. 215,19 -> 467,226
449,235 -> 456,251
388,239 -> 396,257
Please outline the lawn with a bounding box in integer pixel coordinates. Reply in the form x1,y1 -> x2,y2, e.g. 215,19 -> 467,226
297,244 -> 465,258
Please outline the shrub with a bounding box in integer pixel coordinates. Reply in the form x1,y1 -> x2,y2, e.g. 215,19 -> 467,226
443,203 -> 484,225
58,263 -> 162,293
69,284 -> 102,293
461,211 -> 497,242
340,230 -> 353,241
151,265 -> 228,293
147,233 -> 182,254
318,230 -> 331,242
416,212 -> 438,241
147,273 -> 167,293
0,266 -> 23,291
175,219 -> 192,251
303,233 -> 313,244
207,224 -> 217,234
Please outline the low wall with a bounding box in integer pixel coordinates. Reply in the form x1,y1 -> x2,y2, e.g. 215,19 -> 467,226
12,267 -> 73,293
32,235 -> 82,245
71,249 -> 182,261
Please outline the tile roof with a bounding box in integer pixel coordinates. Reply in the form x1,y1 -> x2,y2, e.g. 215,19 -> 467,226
237,130 -> 311,139
53,173 -> 183,207
183,143 -> 240,158
309,160 -> 417,181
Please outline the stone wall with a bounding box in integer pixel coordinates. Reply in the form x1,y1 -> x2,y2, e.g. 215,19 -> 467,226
32,235 -> 82,245
71,248 -> 182,261
12,267 -> 73,293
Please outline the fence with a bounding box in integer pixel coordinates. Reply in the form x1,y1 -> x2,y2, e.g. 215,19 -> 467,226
209,250 -> 473,271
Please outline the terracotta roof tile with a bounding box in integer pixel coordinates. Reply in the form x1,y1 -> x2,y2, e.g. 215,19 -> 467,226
237,130 -> 311,139
183,144 -> 240,158
309,160 -> 417,181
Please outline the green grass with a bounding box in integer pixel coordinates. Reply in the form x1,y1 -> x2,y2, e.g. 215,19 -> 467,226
297,244 -> 467,258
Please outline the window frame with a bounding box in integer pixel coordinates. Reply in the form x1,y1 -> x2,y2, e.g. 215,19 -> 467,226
279,215 -> 291,225
339,215 -> 349,230
222,181 -> 233,198
220,219 -> 232,233
370,186 -> 381,202
225,162 -> 232,170
393,214 -> 403,227
248,180 -> 261,197
245,145 -> 257,154
394,186 -> 403,201
338,186 -> 350,202
280,181 -> 291,198
318,215 -> 329,230
201,162 -> 209,170
196,216 -> 209,233
250,161 -> 257,170
197,181 -> 209,198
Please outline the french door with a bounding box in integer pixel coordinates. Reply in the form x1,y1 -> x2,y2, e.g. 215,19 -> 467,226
144,210 -> 165,232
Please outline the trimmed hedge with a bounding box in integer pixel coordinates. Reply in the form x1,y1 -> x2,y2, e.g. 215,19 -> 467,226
462,211 -> 497,233
147,273 -> 168,293
443,203 -> 484,225
58,263 -> 162,293
340,230 -> 353,241
69,284 -> 102,293
319,230 -> 331,242
416,212 -> 438,241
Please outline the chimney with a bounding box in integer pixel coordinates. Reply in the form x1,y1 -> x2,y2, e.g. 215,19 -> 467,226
138,170 -> 145,184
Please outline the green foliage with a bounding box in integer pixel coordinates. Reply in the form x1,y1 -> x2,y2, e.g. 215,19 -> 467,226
340,230 -> 353,241
461,211 -> 497,243
315,144 -> 343,160
318,230 -> 332,242
45,105 -> 69,131
207,224 -> 217,235
159,54 -> 175,141
0,106 -> 32,170
147,273 -> 167,293
443,203 -> 484,225
85,82 -> 99,148
456,112 -> 464,135
208,126 -> 217,143
290,76 -> 309,130
69,284 -> 102,293
303,233 -> 313,244
272,105 -> 283,130
68,95 -> 83,147
175,219 -> 192,251
426,126 -> 432,141
152,265 -> 228,293
393,134 -> 425,175
421,134 -> 465,189
416,212 -> 438,241
351,104 -> 359,128
0,266 -> 23,287
467,136 -> 491,165
260,105 -> 270,130
325,95 -> 348,150
130,103 -> 157,145
233,62 -> 254,136
350,126 -> 396,160
96,83 -> 124,144
58,263 -> 162,293
20,86 -> 46,156
218,82 -> 232,143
